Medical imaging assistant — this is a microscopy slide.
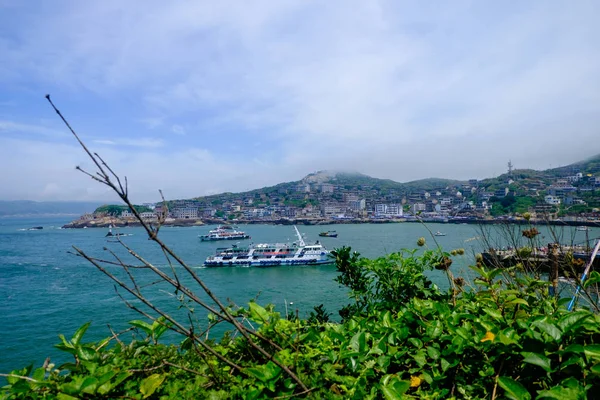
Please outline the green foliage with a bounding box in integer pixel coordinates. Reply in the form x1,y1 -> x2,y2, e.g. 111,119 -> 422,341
4,249 -> 600,399
489,195 -> 537,216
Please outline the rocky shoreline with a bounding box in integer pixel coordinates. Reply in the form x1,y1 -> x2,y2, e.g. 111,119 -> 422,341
62,216 -> 600,229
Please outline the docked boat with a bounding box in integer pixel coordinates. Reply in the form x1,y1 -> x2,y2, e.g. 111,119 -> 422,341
204,226 -> 331,267
319,230 -> 338,237
199,225 -> 250,242
434,231 -> 446,236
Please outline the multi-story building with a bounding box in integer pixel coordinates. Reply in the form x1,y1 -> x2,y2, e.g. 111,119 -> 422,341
281,207 -> 299,218
121,210 -> 134,218
173,207 -> 199,219
140,212 -> 157,220
348,199 -> 366,211
343,193 -> 360,203
201,208 -> 216,217
412,203 -> 426,213
320,183 -> 334,193
296,183 -> 310,193
321,203 -> 345,217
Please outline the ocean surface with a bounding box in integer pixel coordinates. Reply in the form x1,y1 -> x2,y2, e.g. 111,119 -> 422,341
1,216 -> 597,376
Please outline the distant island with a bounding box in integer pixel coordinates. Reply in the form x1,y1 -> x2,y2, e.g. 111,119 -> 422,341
62,155 -> 600,229
0,200 -> 103,218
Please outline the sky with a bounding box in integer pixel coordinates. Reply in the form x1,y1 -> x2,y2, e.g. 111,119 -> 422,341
1,1 -> 599,203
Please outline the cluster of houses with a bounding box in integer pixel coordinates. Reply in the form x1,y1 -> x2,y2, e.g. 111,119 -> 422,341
79,170 -> 600,223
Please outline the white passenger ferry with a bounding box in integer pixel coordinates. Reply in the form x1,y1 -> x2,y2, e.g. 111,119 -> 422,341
199,225 -> 251,241
204,226 -> 331,267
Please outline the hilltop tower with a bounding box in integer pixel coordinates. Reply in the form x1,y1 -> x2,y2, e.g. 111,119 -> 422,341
507,160 -> 513,176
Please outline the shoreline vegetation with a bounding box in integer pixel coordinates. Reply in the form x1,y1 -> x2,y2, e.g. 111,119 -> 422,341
61,215 -> 600,229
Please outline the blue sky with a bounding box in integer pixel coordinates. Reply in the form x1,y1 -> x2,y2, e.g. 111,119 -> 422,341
1,0 -> 599,202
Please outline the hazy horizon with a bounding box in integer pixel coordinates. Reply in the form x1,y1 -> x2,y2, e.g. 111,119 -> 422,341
2,1 -> 599,203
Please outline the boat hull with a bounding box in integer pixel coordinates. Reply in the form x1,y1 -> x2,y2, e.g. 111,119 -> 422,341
199,235 -> 250,242
204,258 -> 333,267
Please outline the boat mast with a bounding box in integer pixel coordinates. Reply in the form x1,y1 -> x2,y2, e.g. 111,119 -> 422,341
294,225 -> 305,246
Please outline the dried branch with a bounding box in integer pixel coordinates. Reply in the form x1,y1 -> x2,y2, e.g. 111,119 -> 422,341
47,95 -> 308,392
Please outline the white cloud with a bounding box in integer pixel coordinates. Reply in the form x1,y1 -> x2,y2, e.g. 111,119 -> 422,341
0,120 -> 68,138
1,1 -> 599,200
93,138 -> 163,148
171,124 -> 185,135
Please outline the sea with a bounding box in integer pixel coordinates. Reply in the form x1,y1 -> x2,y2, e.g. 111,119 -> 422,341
0,216 -> 596,377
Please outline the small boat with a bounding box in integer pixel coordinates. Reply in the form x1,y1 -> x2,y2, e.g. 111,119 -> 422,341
28,226 -> 43,230
204,226 -> 331,267
576,226 -> 589,232
319,230 -> 338,238
199,225 -> 250,241
434,231 -> 446,237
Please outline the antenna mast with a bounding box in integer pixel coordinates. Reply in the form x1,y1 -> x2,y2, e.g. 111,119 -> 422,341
294,226 -> 305,246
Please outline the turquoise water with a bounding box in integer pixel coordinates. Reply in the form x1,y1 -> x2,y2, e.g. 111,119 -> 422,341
0,217 -> 596,375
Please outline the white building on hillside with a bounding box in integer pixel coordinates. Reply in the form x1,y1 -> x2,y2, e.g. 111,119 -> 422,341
544,195 -> 561,205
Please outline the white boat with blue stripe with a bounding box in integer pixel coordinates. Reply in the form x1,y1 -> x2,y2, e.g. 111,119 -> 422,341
204,226 -> 331,267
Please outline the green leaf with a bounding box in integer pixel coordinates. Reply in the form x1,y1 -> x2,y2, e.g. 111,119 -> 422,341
483,307 -> 504,321
583,271 -> 600,288
562,344 -> 584,354
583,344 -> 600,360
521,352 -> 552,372
381,378 -> 410,400
408,337 -> 423,348
32,367 -> 45,382
96,370 -> 117,387
245,362 -> 282,383
151,316 -> 171,341
441,357 -> 451,372
76,346 -> 97,362
129,320 -> 153,335
57,394 -> 79,400
382,310 -> 393,328
506,298 -> 529,307
139,373 -> 165,399
248,302 -> 270,324
426,346 -> 440,360
558,311 -> 591,333
533,320 -> 562,341
498,377 -> 531,400
537,385 -> 585,399
80,377 -> 98,394
350,331 -> 367,353
97,371 -> 130,395
369,339 -> 386,355
71,322 -> 91,346
413,349 -> 427,367
55,334 -> 75,354
426,320 -> 443,338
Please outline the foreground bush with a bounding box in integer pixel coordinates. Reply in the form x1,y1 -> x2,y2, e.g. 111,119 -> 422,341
3,247 -> 600,399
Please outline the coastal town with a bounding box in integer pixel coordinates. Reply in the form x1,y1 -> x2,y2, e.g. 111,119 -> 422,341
64,159 -> 600,228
